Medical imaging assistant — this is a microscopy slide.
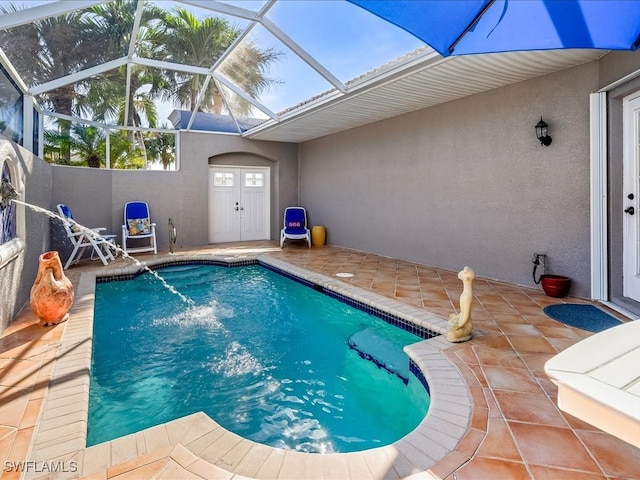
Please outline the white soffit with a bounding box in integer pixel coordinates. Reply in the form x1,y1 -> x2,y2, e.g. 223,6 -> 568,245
245,49 -> 605,143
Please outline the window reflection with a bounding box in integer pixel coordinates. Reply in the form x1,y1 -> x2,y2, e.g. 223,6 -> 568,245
0,64 -> 23,145
0,162 -> 16,245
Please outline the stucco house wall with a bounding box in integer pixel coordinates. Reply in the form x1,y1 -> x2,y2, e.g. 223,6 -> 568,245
598,50 -> 640,89
299,61 -> 599,298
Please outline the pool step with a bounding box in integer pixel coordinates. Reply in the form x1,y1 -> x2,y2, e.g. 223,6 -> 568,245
143,265 -> 214,290
347,329 -> 409,384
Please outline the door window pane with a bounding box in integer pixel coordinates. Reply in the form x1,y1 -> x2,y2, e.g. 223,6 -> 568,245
245,172 -> 264,187
214,172 -> 234,186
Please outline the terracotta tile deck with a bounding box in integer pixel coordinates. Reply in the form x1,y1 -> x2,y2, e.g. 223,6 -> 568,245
2,241 -> 640,479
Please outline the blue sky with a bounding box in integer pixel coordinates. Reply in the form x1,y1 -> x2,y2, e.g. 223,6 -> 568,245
252,0 -> 425,113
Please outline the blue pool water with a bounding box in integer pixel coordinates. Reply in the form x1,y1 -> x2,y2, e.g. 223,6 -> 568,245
89,264 -> 430,453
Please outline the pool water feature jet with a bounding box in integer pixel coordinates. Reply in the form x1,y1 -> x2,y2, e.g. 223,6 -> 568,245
8,196 -> 194,306
0,178 -> 18,209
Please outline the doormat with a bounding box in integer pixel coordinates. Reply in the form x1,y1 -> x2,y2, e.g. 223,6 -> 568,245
543,304 -> 624,333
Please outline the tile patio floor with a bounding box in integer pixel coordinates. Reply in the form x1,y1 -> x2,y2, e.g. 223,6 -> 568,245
1,241 -> 640,479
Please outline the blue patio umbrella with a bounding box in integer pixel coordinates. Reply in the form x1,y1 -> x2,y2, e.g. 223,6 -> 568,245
348,0 -> 640,57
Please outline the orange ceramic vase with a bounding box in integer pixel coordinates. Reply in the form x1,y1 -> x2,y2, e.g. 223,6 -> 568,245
30,251 -> 74,326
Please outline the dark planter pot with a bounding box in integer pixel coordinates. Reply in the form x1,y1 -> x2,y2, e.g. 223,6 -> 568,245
541,275 -> 571,298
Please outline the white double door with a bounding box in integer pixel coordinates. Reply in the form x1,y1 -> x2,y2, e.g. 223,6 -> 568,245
208,166 -> 270,243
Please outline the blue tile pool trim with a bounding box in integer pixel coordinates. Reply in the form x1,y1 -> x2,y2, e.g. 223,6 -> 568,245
322,288 -> 438,340
410,359 -> 431,396
96,258 -> 440,341
259,261 -> 319,289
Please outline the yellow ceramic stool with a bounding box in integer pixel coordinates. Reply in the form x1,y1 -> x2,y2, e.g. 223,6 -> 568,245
312,225 -> 326,247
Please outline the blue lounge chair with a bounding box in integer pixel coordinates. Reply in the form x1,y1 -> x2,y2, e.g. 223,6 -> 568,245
280,206 -> 311,248
56,204 -> 116,269
122,201 -> 157,254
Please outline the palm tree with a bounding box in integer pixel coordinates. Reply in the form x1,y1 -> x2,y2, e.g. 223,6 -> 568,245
160,7 -> 281,116
159,8 -> 236,112
44,123 -> 105,167
70,124 -> 105,168
82,1 -> 169,168
84,1 -> 168,129
0,1 -> 165,166
1,1 -> 283,167
0,4 -> 105,162
43,127 -> 72,165
108,129 -> 145,169
145,129 -> 175,170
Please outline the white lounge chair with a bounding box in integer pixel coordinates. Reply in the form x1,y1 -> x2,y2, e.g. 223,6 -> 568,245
280,206 -> 311,248
122,201 -> 157,254
56,204 -> 116,269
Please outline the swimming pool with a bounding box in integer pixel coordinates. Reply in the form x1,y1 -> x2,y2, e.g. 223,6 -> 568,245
89,263 -> 431,453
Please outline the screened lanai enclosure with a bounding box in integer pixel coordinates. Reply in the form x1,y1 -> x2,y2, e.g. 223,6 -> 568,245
0,0 -> 429,170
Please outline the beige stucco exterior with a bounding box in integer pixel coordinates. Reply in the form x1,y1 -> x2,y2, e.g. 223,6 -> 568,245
299,61 -> 597,297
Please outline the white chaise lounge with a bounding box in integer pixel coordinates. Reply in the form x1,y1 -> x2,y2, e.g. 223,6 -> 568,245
544,320 -> 640,448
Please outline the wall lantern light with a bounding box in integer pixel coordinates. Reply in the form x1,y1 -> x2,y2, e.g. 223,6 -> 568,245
535,117 -> 552,146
